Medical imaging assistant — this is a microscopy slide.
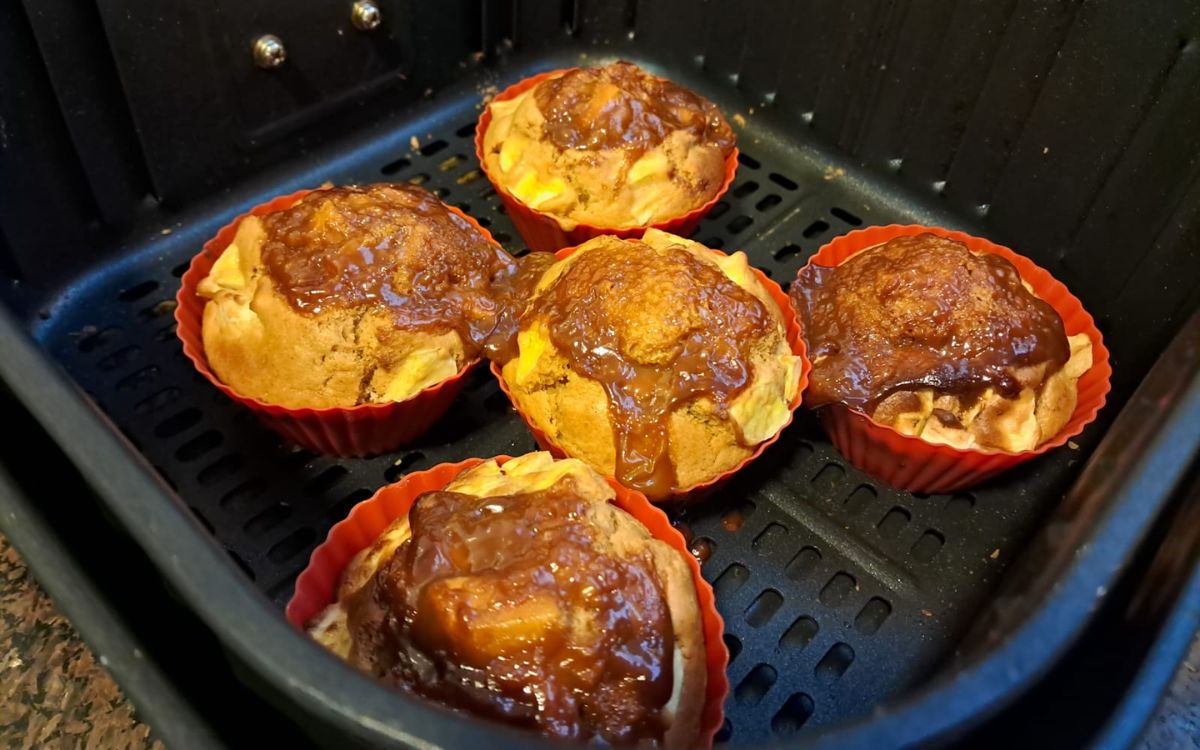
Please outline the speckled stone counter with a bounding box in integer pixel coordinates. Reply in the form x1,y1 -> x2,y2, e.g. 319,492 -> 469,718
0,534 -> 161,750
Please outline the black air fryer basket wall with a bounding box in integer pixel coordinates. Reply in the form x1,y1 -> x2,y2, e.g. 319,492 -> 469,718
0,1 -> 1198,748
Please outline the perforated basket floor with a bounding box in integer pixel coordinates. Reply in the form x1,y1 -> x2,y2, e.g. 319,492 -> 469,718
31,56 -> 1088,746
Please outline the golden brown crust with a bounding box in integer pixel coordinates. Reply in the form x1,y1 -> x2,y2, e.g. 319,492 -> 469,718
197,185 -> 513,408
309,454 -> 706,748
482,63 -> 734,230
502,230 -> 799,491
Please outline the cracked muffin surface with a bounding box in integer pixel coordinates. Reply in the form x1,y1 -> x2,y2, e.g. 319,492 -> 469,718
197,184 -> 515,409
482,62 -> 735,230
498,230 -> 801,498
792,233 -> 1094,452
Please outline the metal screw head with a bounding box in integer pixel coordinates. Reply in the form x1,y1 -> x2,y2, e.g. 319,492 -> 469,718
252,34 -> 286,69
351,0 -> 382,31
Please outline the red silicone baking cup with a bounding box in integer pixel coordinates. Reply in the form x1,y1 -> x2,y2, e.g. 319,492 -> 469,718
286,455 -> 728,748
475,68 -> 740,253
175,187 -> 497,457
806,224 -> 1112,494
491,242 -> 810,504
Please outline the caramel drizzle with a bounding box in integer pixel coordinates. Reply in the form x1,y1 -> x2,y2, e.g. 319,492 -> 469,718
527,241 -> 772,498
344,481 -> 673,745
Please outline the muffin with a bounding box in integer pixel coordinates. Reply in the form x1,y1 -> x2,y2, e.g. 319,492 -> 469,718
480,62 -> 736,233
307,452 -> 708,748
495,229 -> 803,499
792,232 -> 1094,452
196,184 -> 515,409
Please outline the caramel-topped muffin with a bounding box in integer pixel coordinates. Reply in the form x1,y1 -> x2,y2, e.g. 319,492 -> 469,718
308,453 -> 707,748
498,230 -> 801,498
197,184 -> 516,408
792,234 -> 1093,451
482,62 -> 735,230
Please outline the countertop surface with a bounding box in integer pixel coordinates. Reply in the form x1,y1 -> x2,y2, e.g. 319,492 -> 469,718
0,534 -> 160,750
0,529 -> 1194,749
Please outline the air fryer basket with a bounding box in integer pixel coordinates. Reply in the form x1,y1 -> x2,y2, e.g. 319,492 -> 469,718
1,1 -> 1198,747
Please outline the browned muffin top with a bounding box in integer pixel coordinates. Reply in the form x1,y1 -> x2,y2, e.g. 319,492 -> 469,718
791,233 -> 1070,410
341,479 -> 674,745
527,238 -> 773,496
260,184 -> 517,357
533,61 -> 735,154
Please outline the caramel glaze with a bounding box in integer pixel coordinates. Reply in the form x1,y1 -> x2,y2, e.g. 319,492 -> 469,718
260,184 -> 528,358
533,62 -> 735,155
524,240 -> 773,497
791,233 -> 1070,411
343,480 -> 674,745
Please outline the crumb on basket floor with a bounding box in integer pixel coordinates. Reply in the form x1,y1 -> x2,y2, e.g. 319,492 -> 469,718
0,534 -> 162,750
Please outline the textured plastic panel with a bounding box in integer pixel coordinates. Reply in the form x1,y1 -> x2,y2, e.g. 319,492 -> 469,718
29,56 -> 1104,743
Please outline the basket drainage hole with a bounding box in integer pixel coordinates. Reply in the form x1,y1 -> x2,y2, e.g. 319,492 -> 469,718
420,139 -> 448,157
878,506 -> 912,537
732,181 -> 759,198
385,451 -> 427,482
712,563 -> 749,598
780,615 -> 819,650
305,465 -> 349,496
381,157 -> 411,175
439,154 -> 464,172
774,243 -> 802,261
752,523 -> 787,555
98,345 -> 142,372
737,152 -> 761,169
197,454 -> 245,486
171,261 -> 191,278
176,430 -> 223,461
911,529 -> 945,562
854,597 -> 892,635
455,122 -> 477,138
756,194 -> 782,212
723,633 -> 742,664
221,478 -> 268,510
802,220 -> 830,238
76,326 -> 121,353
721,500 -> 755,532
118,280 -> 159,302
745,589 -> 783,627
708,201 -> 731,220
811,462 -> 845,493
727,215 -> 753,234
814,643 -> 854,681
785,546 -> 821,581
844,484 -> 877,515
818,572 -> 856,606
831,207 -> 863,226
328,488 -> 375,523
268,528 -> 317,564
944,493 -> 975,517
245,504 -> 292,538
155,408 -> 202,438
771,693 -> 815,735
734,664 -> 777,706
769,172 -> 798,191
117,366 -> 161,393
